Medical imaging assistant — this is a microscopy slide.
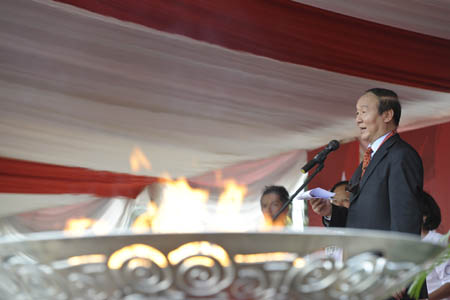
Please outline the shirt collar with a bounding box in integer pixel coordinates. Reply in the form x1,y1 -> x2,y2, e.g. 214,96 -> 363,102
368,131 -> 391,157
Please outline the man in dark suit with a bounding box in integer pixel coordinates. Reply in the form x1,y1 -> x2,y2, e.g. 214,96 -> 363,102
312,88 -> 423,233
310,88 -> 426,299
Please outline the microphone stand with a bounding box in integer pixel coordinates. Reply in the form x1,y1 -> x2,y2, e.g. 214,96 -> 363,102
272,161 -> 325,222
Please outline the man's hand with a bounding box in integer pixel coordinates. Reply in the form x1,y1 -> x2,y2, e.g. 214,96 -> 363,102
310,198 -> 332,217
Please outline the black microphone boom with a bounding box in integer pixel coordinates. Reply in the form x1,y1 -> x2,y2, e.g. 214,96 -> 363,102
301,140 -> 340,173
273,139 -> 339,221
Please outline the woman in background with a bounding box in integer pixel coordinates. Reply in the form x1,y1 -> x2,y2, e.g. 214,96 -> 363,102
260,185 -> 292,227
421,191 -> 450,300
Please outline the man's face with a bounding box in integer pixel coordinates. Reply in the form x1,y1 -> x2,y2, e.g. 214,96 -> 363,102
356,92 -> 390,144
332,184 -> 350,208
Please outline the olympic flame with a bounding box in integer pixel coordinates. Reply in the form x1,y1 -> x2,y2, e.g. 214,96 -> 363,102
261,214 -> 288,230
130,146 -> 151,172
64,218 -> 110,236
130,175 -> 249,233
128,146 -> 249,232
216,179 -> 246,215
131,202 -> 158,233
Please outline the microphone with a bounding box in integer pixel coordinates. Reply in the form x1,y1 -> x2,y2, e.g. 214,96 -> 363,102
301,140 -> 340,173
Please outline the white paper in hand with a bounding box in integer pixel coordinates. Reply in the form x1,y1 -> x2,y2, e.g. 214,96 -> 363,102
296,187 -> 335,200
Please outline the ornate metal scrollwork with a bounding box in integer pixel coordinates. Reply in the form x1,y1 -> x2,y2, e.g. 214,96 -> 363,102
0,230 -> 443,300
169,241 -> 234,297
108,244 -> 173,295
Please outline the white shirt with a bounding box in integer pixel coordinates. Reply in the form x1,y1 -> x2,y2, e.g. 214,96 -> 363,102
368,131 -> 392,158
423,230 -> 450,299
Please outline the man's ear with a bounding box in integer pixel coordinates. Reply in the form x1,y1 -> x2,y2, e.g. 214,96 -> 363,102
383,109 -> 394,123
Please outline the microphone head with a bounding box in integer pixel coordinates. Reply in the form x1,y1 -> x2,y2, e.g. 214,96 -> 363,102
327,140 -> 340,151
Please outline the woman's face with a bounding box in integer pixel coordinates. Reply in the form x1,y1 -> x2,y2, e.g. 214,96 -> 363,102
261,193 -> 285,220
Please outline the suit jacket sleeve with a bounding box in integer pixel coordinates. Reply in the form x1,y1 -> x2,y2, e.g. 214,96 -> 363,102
328,204 -> 348,227
388,147 -> 423,234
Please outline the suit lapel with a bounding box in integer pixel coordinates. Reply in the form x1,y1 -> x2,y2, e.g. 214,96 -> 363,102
350,134 -> 399,202
358,147 -> 388,191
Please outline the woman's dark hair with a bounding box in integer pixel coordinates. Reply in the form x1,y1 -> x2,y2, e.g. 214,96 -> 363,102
261,185 -> 290,204
365,88 -> 402,126
421,191 -> 441,231
330,181 -> 349,192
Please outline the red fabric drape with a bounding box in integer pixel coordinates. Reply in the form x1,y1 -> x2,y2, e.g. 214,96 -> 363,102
402,122 -> 450,234
307,121 -> 450,233
0,157 -> 158,198
53,0 -> 450,92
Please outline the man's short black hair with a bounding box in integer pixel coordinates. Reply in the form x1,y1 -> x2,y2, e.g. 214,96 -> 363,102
421,191 -> 441,231
365,88 -> 402,126
330,180 -> 349,192
261,185 -> 290,205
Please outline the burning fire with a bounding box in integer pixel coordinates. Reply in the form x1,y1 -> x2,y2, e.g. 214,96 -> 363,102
131,202 -> 158,233
261,214 -> 289,229
146,177 -> 209,233
216,179 -> 247,215
130,146 -> 151,172
64,218 -> 110,236
127,147 -> 283,233
64,146 -> 283,239
130,176 -> 251,232
64,218 -> 93,233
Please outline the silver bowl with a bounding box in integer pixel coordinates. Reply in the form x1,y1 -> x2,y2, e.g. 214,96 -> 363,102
0,228 -> 444,300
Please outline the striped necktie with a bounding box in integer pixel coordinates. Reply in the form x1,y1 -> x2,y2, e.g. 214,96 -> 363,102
361,147 -> 373,178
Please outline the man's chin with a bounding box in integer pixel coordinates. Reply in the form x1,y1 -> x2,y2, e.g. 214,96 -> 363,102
359,135 -> 369,143
359,135 -> 371,147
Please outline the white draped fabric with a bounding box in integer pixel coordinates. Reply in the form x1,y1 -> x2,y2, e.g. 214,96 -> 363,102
0,196 -> 136,235
1,0 -> 450,178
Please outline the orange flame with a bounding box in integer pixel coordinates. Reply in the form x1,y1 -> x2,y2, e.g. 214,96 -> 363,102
64,218 -> 110,236
261,214 -> 288,230
64,218 -> 94,235
131,202 -> 158,233
216,179 -> 247,214
129,172 -> 250,232
130,146 -> 151,172
142,177 -> 209,233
